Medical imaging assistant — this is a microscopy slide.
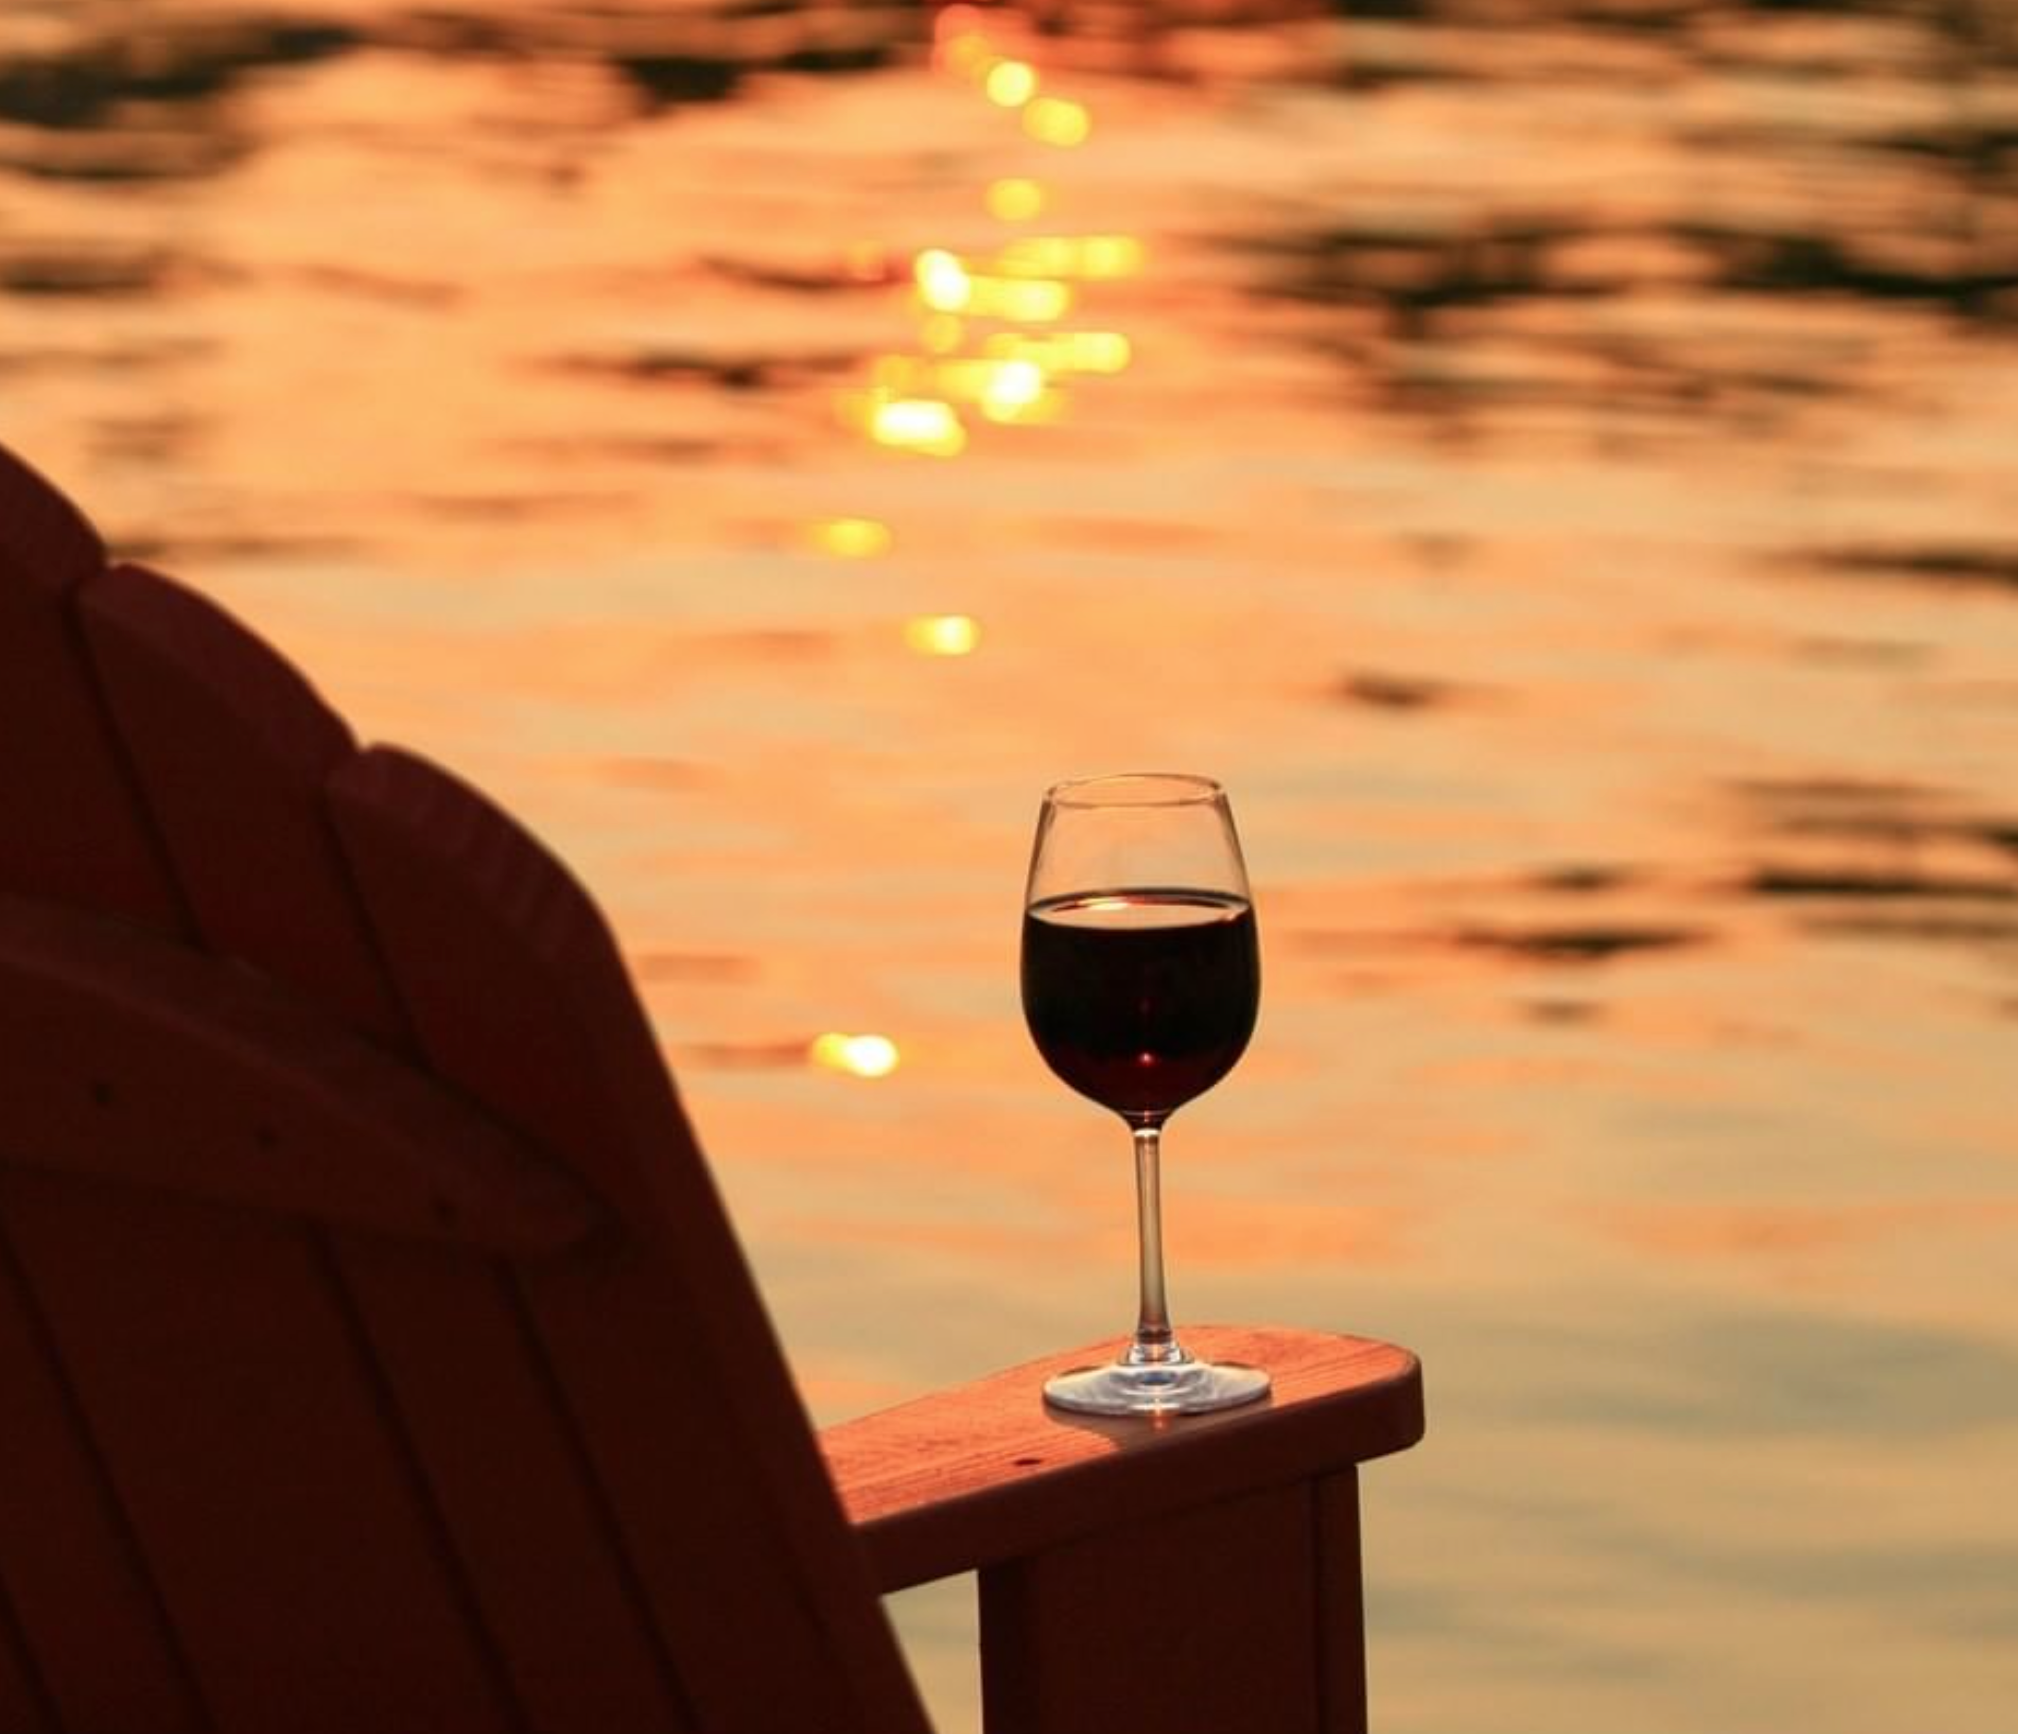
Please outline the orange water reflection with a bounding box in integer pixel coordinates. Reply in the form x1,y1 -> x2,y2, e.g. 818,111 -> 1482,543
5,2 -> 2017,1731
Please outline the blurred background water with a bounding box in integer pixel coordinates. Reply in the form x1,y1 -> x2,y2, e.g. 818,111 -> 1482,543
4,0 -> 2015,1727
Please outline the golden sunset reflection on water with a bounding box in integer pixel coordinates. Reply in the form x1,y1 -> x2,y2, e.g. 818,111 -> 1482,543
986,176 -> 1047,222
809,516 -> 894,559
862,394 -> 969,457
1022,95 -> 1092,146
904,615 -> 984,657
5,0 -> 2017,1729
811,1031 -> 904,1080
836,0 -> 1134,482
983,59 -> 1039,109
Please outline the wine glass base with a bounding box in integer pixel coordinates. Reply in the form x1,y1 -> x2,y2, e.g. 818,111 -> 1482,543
1043,1354 -> 1270,1417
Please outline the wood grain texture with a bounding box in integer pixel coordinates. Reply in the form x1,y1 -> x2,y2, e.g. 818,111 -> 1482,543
0,445 -> 185,929
0,891 -> 596,1252
979,1482 -> 1322,1734
823,1325 -> 1423,1591
328,746 -> 933,1734
0,1218 -> 205,1733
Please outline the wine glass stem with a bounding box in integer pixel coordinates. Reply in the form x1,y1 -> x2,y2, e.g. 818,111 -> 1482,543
1129,1121 -> 1178,1363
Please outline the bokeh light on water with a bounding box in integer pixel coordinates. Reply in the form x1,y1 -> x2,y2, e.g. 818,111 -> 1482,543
4,1 -> 2015,1729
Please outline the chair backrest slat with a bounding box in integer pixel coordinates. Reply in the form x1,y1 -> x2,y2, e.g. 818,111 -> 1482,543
0,1228 -> 204,1732
329,748 -> 932,1734
0,451 -> 184,931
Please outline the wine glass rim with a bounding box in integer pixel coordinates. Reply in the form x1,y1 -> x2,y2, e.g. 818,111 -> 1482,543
1045,771 -> 1226,808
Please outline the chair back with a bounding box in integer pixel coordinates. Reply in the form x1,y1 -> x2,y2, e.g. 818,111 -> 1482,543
0,444 -> 931,1734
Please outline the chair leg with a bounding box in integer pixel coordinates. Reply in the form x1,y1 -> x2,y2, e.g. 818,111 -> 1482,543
977,1469 -> 1367,1734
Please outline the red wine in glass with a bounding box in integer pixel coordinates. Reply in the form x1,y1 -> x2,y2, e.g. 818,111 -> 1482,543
1022,890 -> 1258,1121
1021,775 -> 1270,1416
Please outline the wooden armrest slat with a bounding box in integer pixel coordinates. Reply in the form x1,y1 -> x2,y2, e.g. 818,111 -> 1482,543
822,1325 -> 1422,1591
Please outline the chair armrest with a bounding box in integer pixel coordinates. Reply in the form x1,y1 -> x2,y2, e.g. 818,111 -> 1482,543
820,1325 -> 1423,1593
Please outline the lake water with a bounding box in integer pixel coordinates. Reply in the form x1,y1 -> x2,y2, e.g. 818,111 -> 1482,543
4,0 -> 2015,1727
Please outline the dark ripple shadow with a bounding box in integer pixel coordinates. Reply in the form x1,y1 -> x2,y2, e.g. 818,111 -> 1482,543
0,129 -> 247,185
0,16 -> 355,132
1722,778 -> 2018,963
700,254 -> 906,296
502,431 -> 737,466
1226,2 -> 2018,440
1527,863 -> 1645,894
1249,209 -> 2016,434
1675,222 -> 2018,326
1240,229 -> 1980,442
1283,898 -> 1712,976
1448,922 -> 1707,964
1801,910 -> 2018,947
110,530 -> 364,567
1797,545 -> 2018,597
0,4 -> 918,187
1743,867 -> 2017,904
546,346 -> 862,394
0,14 -> 351,184
1728,777 -> 2018,867
0,246 -> 183,298
1334,668 -> 1485,712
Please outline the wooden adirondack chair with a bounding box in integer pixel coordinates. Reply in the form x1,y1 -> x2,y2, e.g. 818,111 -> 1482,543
0,441 -> 1423,1734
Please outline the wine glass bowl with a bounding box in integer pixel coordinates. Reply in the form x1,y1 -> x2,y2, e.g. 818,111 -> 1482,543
1021,773 -> 1270,1416
1021,889 -> 1257,1123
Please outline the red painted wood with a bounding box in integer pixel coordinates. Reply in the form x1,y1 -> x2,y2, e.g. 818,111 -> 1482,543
824,1325 -> 1423,1591
328,747 -> 932,1734
1316,1471 -> 1369,1734
335,1237 -> 699,1733
0,1617 -> 53,1734
77,562 -> 409,1043
978,1482 -> 1322,1734
0,1599 -> 54,1734
2,1173 -> 518,1734
0,1222 -> 204,1733
0,892 -> 595,1253
323,747 -> 717,1232
73,562 -> 696,1728
0,445 -> 184,929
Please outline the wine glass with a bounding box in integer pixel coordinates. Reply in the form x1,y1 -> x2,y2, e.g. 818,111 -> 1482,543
1021,772 -> 1270,1415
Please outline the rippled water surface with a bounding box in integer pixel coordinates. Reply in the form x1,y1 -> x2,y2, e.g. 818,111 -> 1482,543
6,1 -> 2016,1727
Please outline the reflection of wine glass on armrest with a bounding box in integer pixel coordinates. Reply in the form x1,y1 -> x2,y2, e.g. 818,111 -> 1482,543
1020,772 -> 1269,1416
